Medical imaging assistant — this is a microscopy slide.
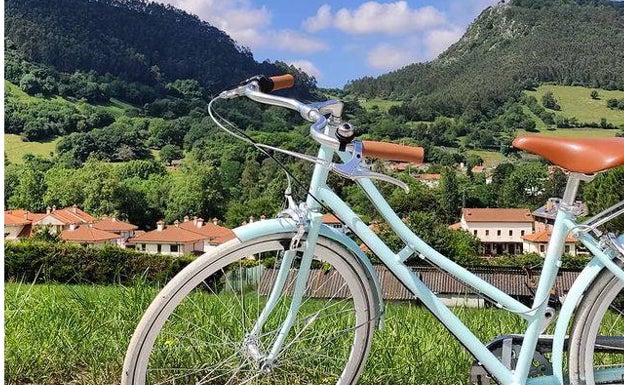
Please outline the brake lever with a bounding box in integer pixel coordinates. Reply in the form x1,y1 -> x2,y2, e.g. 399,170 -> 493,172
333,141 -> 410,193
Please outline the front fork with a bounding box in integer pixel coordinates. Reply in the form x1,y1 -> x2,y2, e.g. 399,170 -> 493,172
245,211 -> 323,371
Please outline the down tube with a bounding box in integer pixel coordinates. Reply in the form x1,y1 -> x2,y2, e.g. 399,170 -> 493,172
316,186 -> 517,385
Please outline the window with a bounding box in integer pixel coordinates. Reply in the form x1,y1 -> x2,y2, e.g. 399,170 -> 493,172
171,244 -> 179,253
509,230 -> 513,236
540,245 -> 545,252
473,230 -> 478,236
565,245 -> 570,253
141,244 -> 145,251
485,230 -> 490,236
521,230 -> 525,236
497,230 -> 501,236
157,244 -> 162,253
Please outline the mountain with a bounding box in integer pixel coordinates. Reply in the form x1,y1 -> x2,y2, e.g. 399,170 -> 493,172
4,0 -> 310,94
346,0 -> 624,120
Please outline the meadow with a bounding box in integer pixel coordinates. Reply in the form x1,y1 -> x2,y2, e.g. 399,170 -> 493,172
5,282 -> 527,385
525,85 -> 624,127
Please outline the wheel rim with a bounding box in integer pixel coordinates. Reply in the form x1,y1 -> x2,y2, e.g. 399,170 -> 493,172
582,277 -> 624,384
130,237 -> 373,385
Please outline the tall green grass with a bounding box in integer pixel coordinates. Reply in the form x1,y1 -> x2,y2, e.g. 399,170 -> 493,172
3,283 -> 533,384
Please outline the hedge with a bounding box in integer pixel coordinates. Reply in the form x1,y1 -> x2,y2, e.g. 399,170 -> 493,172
5,240 -> 196,285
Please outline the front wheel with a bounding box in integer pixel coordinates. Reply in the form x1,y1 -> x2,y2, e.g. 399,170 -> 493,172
568,259 -> 624,385
122,233 -> 376,385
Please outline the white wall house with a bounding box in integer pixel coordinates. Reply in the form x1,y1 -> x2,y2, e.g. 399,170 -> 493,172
454,208 -> 534,255
522,229 -> 578,256
93,217 -> 139,248
128,218 -> 235,255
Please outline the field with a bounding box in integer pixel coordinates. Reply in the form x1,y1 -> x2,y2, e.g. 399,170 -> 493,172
5,282 -> 527,385
525,85 -> 624,127
4,134 -> 59,163
516,127 -> 619,138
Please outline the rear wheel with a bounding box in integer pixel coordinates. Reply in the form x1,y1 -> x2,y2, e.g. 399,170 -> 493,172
569,260 -> 624,385
122,234 -> 376,384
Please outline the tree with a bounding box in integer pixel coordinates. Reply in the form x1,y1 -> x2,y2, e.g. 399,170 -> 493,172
159,144 -> 183,165
438,167 -> 461,223
501,162 -> 547,208
590,90 -> 599,100
583,166 -> 624,233
19,73 -> 42,95
541,91 -> 561,111
7,167 -> 47,211
164,162 -> 225,222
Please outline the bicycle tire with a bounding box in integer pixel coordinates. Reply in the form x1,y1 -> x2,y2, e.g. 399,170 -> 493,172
122,233 -> 376,385
568,259 -> 624,385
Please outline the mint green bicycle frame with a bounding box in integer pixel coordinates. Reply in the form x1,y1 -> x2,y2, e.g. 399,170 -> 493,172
218,82 -> 623,385
235,140 -> 623,385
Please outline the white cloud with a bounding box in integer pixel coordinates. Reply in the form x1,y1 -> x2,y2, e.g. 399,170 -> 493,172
161,0 -> 326,53
367,44 -> 420,70
288,60 -> 322,78
304,1 -> 446,35
424,27 -> 464,57
274,30 -> 328,54
302,4 -> 333,33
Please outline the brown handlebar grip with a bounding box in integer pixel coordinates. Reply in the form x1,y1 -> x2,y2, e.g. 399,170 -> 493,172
362,141 -> 425,163
269,74 -> 295,91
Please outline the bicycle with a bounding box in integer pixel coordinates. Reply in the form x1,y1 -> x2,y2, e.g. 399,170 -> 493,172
122,74 -> 624,385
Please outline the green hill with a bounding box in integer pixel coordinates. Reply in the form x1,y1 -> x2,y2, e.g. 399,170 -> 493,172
346,0 -> 624,122
6,0 -> 278,93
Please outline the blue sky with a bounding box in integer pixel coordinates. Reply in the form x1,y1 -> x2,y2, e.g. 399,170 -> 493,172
161,1 -> 499,88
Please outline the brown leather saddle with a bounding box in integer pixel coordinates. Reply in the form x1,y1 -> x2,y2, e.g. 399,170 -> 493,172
512,136 -> 624,173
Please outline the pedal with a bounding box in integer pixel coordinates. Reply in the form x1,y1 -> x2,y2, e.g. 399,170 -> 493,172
470,335 -> 559,384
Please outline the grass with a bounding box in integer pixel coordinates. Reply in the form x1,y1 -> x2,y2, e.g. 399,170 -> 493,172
466,150 -> 505,168
516,128 -> 619,138
359,98 -> 402,112
525,85 -> 624,127
5,282 -> 529,385
4,134 -> 59,163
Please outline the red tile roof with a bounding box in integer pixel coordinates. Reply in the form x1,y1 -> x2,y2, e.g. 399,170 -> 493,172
34,206 -> 95,225
4,211 -> 31,225
93,217 -> 138,232
462,208 -> 533,223
128,225 -> 206,244
522,229 -> 577,243
417,173 -> 441,180
322,213 -> 341,224
448,222 -> 462,230
179,220 -> 235,245
61,225 -> 121,242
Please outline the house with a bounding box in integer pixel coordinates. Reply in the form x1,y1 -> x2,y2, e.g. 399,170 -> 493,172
92,217 -> 138,247
4,210 -> 36,240
453,208 -> 534,255
414,173 -> 441,188
522,229 -> 579,256
128,220 -> 206,255
128,217 -> 235,255
322,213 -> 349,234
178,217 -> 236,251
60,224 -> 122,248
33,204 -> 95,234
532,198 -> 587,232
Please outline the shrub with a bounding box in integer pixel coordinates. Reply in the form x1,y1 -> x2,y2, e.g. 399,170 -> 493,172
5,240 -> 195,285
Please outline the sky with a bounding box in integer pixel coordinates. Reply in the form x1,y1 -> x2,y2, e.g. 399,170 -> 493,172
162,1 -> 500,88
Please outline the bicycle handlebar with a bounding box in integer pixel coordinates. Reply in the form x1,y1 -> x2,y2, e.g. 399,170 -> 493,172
219,74 -> 425,164
362,141 -> 424,164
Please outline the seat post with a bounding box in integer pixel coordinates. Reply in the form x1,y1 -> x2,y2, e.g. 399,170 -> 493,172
562,172 -> 595,206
